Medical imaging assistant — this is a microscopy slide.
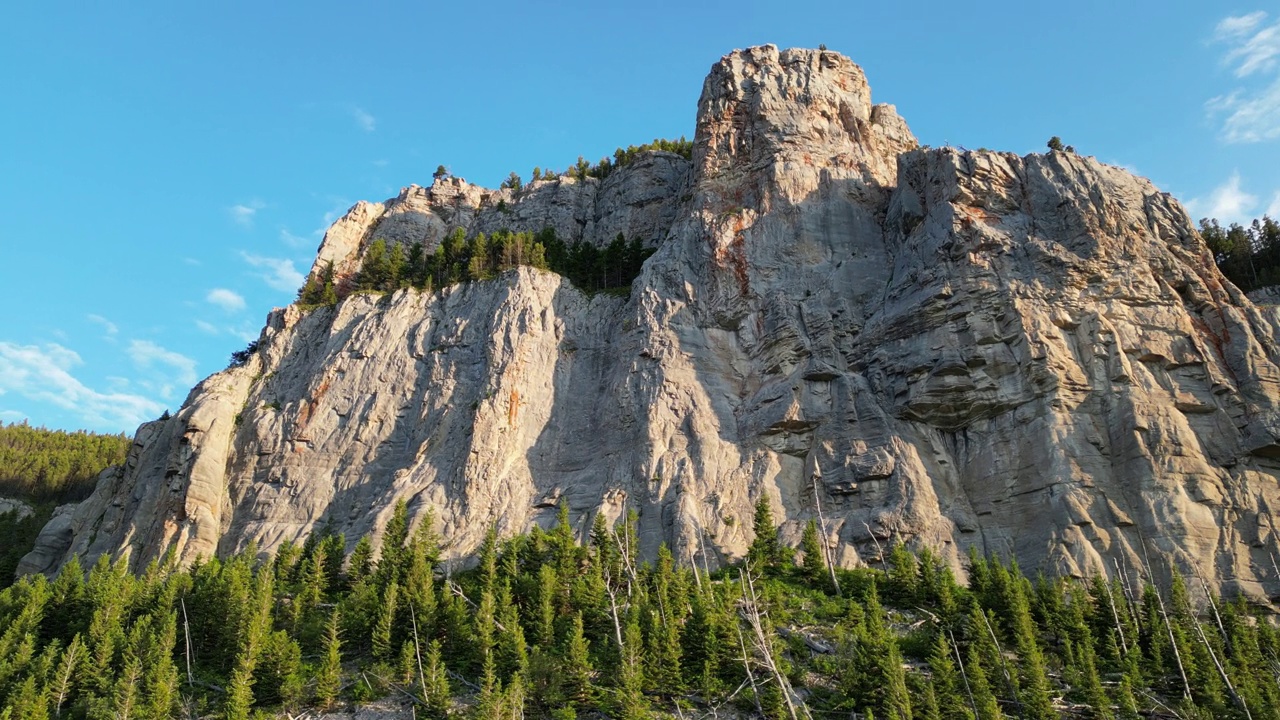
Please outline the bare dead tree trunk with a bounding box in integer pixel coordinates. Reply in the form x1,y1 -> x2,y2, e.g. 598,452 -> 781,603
734,616 -> 764,718
976,606 -> 1024,719
811,474 -> 841,597
739,569 -> 803,720
1192,617 -> 1252,719
949,628 -> 982,720
410,601 -> 427,697
603,564 -> 625,652
181,597 -> 194,685
1094,567 -> 1129,656
1146,545 -> 1192,696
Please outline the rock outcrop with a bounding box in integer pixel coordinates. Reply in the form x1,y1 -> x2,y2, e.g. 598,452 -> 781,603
22,45 -> 1280,603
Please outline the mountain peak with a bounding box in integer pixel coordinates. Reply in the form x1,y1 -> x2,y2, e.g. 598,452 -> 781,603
21,48 -> 1280,608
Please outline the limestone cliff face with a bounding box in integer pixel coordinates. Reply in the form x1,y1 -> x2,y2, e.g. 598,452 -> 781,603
22,45 -> 1280,602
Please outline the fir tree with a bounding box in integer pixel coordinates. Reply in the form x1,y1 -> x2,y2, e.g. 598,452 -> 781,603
422,639 -> 450,719
748,497 -> 783,571
224,563 -> 274,720
314,609 -> 342,709
800,519 -> 825,583
926,631 -> 973,720
371,581 -> 399,660
615,606 -> 647,720
963,644 -> 1003,720
7,674 -> 49,720
887,542 -> 920,604
1002,571 -> 1055,720
561,613 -> 594,708
348,537 -> 375,584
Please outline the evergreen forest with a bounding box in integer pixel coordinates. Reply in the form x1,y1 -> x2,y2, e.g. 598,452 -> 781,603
0,423 -> 130,503
1,498 -> 1276,720
298,227 -> 655,307
0,423 -> 132,584
1201,215 -> 1280,292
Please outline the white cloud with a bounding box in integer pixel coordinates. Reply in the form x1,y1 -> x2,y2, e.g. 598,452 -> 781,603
241,253 -> 305,292
86,314 -> 118,336
127,340 -> 198,386
194,320 -> 259,343
372,159 -> 389,168
1268,191 -> 1280,218
280,229 -> 311,248
1185,171 -> 1260,224
228,199 -> 266,228
1210,12 -> 1280,142
0,342 -> 165,430
1216,11 -> 1280,77
1216,12 -> 1266,40
127,340 -> 198,401
0,409 -> 26,422
1209,78 -> 1280,143
206,288 -> 247,312
352,107 -> 376,132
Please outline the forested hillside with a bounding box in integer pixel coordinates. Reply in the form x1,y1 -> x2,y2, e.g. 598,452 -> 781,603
0,422 -> 132,586
299,226 -> 655,308
0,422 -> 130,502
1201,216 -> 1280,292
1,499 -> 1273,720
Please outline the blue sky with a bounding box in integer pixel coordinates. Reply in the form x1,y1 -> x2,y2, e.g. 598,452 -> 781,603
1,1 -> 1277,434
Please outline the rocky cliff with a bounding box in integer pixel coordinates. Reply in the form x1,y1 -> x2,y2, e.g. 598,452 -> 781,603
22,45 -> 1280,603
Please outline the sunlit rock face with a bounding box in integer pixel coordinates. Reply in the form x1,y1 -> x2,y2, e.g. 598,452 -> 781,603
23,45 -> 1280,604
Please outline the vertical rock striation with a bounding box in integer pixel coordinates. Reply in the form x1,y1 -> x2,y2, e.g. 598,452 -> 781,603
22,45 -> 1280,603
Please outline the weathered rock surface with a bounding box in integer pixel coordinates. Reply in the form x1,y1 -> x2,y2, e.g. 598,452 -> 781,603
0,497 -> 33,520
22,45 -> 1280,602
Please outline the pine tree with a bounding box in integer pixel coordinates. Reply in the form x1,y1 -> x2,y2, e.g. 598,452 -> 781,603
887,542 -> 919,604
926,631 -> 972,720
7,674 -> 49,720
256,631 -> 304,710
314,609 -> 342,709
348,537 -> 375,584
800,519 -> 825,583
356,239 -> 391,291
615,606 -> 647,720
916,679 -> 942,720
643,605 -> 683,696
403,539 -> 438,642
422,639 -> 450,719
967,603 -> 1016,710
475,588 -> 498,698
561,613 -> 594,707
535,565 -> 557,647
748,497 -> 783,571
143,612 -> 180,719
379,500 -> 410,587
964,644 -> 1004,720
863,586 -> 913,720
1003,572 -> 1055,720
476,527 -> 499,596
496,582 -> 529,680
371,581 -> 399,660
48,633 -> 84,718
113,644 -> 143,720
224,563 -> 274,720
